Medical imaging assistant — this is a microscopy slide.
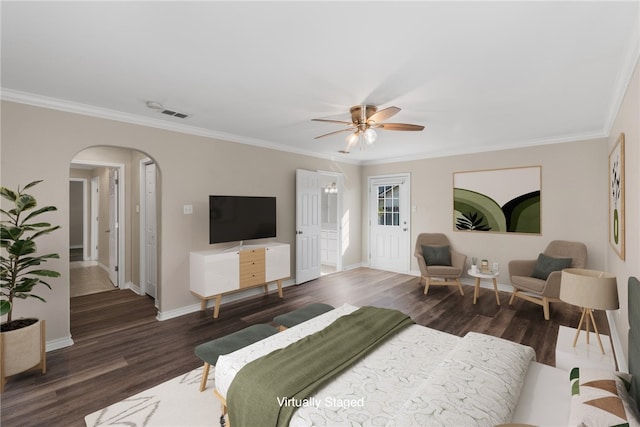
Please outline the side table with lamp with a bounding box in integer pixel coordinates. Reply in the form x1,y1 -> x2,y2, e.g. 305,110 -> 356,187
555,268 -> 619,371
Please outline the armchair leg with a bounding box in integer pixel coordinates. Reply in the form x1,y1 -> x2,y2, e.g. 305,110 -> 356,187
542,297 -> 550,321
509,289 -> 518,305
423,277 -> 430,295
455,278 -> 464,296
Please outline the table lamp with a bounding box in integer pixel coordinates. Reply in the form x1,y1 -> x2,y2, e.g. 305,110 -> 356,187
560,268 -> 618,354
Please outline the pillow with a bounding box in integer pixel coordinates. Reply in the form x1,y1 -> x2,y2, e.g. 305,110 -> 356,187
530,253 -> 572,280
569,367 -> 640,427
421,245 -> 451,266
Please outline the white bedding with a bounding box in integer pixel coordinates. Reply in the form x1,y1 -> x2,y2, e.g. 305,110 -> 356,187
511,361 -> 571,426
215,304 -> 564,426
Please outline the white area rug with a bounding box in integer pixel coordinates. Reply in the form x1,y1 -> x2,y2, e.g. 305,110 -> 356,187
85,366 -> 223,427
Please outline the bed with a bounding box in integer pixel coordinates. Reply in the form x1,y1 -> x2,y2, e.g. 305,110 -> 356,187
214,276 -> 640,427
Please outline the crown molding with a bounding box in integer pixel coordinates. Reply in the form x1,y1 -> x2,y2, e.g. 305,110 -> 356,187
0,88 -> 362,166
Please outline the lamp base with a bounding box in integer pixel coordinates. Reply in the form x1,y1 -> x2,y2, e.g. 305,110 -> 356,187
573,307 -> 605,354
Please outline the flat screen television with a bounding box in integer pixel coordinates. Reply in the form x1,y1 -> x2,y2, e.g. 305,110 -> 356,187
209,195 -> 276,244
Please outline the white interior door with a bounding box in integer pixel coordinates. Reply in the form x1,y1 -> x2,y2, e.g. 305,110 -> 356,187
108,168 -> 119,287
295,169 -> 321,284
369,175 -> 411,273
144,162 -> 158,299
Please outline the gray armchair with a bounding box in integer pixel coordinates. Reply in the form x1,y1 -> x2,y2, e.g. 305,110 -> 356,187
414,233 -> 466,296
508,240 -> 587,320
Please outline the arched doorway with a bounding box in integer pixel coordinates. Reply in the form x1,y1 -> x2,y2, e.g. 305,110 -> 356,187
69,146 -> 161,307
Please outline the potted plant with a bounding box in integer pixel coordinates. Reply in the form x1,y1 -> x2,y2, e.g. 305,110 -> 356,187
0,180 -> 60,392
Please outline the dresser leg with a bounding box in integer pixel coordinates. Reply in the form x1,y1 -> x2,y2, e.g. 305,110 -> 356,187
213,295 -> 222,319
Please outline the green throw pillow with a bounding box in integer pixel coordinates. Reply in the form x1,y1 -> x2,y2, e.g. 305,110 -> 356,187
531,253 -> 572,280
422,245 -> 451,266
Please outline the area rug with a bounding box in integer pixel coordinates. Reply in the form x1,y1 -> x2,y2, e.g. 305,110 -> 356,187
85,366 -> 223,427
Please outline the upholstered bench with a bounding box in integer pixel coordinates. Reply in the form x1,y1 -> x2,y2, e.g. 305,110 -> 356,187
273,303 -> 334,331
194,323 -> 278,391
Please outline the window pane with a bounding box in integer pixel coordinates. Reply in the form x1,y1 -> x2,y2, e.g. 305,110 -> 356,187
375,184 -> 402,227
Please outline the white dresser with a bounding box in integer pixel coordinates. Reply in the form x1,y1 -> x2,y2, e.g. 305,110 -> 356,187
190,242 -> 290,318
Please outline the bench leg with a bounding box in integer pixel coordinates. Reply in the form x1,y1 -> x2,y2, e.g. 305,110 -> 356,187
200,362 -> 210,392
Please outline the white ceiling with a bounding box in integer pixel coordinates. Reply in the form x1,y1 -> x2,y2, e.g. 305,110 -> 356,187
2,1 -> 639,164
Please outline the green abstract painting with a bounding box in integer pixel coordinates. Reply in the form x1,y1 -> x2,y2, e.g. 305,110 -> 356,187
453,166 -> 541,234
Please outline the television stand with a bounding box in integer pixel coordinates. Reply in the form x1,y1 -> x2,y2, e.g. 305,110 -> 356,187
190,242 -> 290,318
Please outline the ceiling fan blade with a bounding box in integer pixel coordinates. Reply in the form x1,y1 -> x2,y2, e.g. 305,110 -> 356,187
377,123 -> 425,131
311,118 -> 354,126
314,128 -> 354,139
368,106 -> 400,123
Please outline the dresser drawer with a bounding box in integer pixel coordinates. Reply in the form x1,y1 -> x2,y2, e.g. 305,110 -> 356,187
239,248 -> 266,288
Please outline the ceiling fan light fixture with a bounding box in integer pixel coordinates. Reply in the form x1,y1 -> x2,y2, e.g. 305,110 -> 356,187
313,104 -> 424,153
346,131 -> 359,146
364,128 -> 377,144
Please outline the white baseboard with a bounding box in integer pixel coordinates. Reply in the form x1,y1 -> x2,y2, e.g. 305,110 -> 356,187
342,262 -> 366,271
46,335 -> 74,352
122,281 -> 142,295
607,310 -> 626,372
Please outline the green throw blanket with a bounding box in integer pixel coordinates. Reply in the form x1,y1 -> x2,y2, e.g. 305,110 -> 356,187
226,306 -> 414,427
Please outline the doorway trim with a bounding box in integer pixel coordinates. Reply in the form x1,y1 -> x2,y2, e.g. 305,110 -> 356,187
70,160 -> 126,288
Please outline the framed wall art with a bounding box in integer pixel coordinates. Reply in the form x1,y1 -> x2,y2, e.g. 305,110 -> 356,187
609,133 -> 625,260
453,166 -> 541,234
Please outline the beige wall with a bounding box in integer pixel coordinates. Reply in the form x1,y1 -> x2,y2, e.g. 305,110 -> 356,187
362,138 -> 608,277
607,59 -> 640,362
0,101 -> 361,344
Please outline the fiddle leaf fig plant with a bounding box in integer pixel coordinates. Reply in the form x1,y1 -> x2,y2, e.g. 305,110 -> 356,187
1,180 -> 60,324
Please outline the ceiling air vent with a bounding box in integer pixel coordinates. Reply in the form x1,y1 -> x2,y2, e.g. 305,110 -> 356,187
161,109 -> 189,119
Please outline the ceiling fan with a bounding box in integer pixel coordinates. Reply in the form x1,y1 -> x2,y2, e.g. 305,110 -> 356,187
312,105 -> 425,153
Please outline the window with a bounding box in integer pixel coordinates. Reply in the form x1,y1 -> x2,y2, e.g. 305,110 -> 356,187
377,185 -> 400,226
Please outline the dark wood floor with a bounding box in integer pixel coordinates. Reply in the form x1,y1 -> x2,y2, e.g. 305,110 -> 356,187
1,267 -> 606,427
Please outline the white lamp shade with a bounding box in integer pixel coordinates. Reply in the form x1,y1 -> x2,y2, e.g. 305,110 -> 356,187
364,128 -> 377,144
346,132 -> 359,147
560,268 -> 619,310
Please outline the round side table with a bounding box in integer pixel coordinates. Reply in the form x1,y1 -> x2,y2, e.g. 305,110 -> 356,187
467,269 -> 500,305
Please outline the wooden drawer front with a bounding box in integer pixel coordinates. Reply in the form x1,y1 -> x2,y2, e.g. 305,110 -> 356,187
239,249 -> 265,288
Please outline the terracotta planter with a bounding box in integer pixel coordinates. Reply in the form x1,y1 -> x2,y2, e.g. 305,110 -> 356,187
0,319 -> 46,392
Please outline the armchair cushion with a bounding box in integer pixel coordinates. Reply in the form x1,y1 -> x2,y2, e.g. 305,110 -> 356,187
421,245 -> 451,266
531,253 -> 572,280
